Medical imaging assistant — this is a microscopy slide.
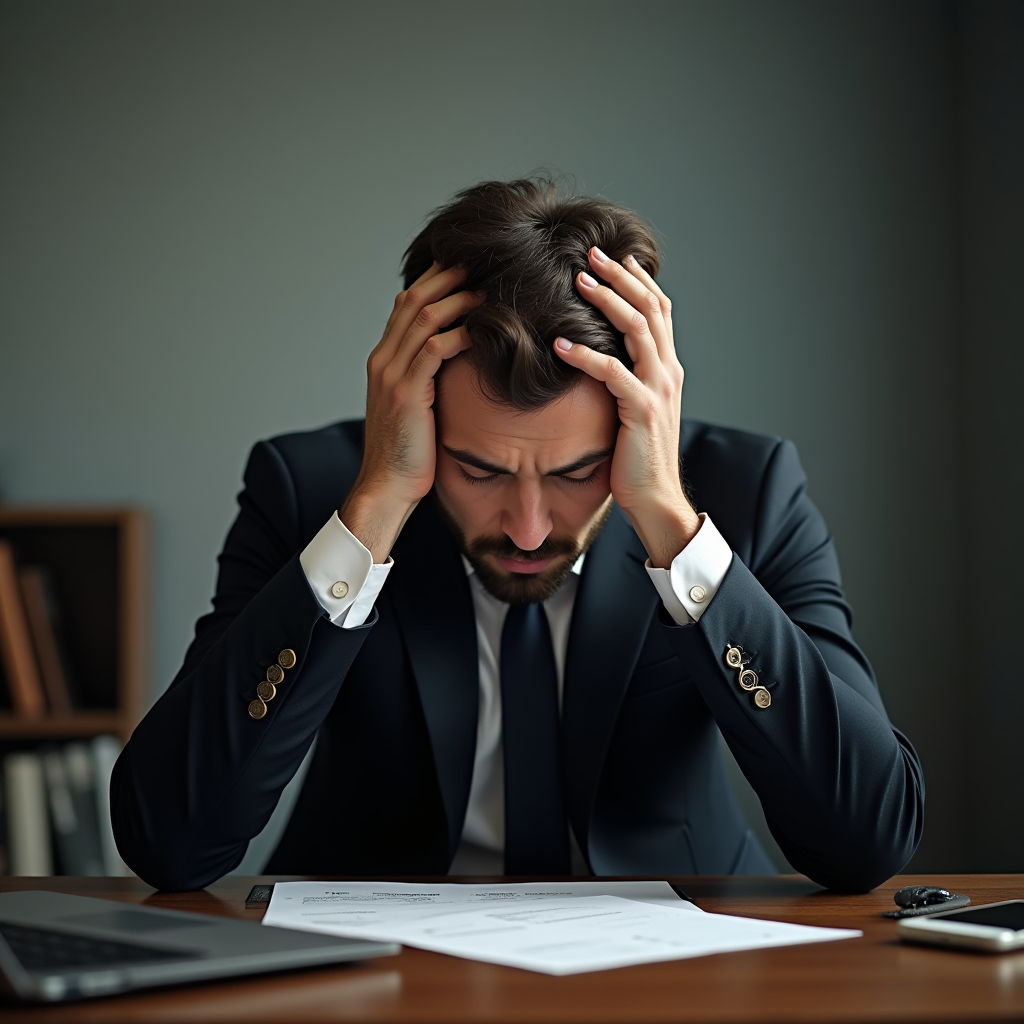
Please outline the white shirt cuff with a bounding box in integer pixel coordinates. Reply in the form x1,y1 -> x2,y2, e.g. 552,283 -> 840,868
645,513 -> 732,625
299,512 -> 393,628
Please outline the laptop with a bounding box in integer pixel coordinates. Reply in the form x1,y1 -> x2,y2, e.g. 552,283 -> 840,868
0,890 -> 399,1003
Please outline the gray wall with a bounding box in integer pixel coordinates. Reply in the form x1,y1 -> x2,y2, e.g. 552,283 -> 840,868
1,1 -> 1019,873
960,1 -> 1024,871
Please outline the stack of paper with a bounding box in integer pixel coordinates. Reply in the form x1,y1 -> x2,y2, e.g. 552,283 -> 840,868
262,881 -> 860,975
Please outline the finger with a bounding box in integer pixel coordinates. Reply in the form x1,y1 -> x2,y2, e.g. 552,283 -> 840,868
589,247 -> 668,343
622,254 -> 675,353
410,261 -> 443,288
552,336 -> 646,405
621,254 -> 665,301
392,288 -> 483,376
407,325 -> 472,386
588,248 -> 678,369
380,265 -> 468,357
576,270 -> 662,378
382,262 -> 443,340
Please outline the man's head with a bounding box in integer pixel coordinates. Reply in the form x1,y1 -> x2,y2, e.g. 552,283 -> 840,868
404,178 -> 660,603
403,178 -> 660,409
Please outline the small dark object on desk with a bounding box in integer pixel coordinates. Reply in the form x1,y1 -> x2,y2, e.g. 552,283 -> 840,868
245,884 -> 274,906
882,885 -> 971,919
896,886 -> 954,908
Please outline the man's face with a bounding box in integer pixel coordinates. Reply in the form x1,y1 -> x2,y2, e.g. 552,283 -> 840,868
434,357 -> 619,603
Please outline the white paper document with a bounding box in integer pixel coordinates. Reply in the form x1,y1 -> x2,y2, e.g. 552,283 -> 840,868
263,881 -> 860,975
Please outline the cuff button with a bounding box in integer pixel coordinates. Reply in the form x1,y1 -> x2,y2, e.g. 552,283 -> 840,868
257,680 -> 277,702
277,649 -> 297,670
738,668 -> 759,691
689,585 -> 707,603
266,663 -> 284,684
754,688 -> 771,709
331,580 -> 350,599
248,698 -> 268,719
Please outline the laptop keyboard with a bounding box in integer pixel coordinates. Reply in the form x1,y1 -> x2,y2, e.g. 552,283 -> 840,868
0,921 -> 195,973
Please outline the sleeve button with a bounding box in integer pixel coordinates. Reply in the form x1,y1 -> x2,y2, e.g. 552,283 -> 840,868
331,580 -> 350,599
266,663 -> 284,684
738,668 -> 759,690
277,649 -> 297,670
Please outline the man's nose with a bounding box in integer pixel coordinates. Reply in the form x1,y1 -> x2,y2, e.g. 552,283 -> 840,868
502,482 -> 552,552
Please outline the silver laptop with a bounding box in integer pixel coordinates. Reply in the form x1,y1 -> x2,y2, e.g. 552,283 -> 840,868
0,890 -> 398,1002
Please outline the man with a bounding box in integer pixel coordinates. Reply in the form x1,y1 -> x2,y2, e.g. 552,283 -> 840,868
112,179 -> 924,892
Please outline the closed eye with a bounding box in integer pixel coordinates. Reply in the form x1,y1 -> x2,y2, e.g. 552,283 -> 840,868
459,466 -> 600,486
459,467 -> 501,485
448,447 -> 613,485
558,467 -> 601,486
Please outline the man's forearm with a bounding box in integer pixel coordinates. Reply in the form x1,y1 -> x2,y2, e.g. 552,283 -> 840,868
626,497 -> 702,570
111,557 -> 374,891
339,483 -> 417,565
662,559 -> 924,892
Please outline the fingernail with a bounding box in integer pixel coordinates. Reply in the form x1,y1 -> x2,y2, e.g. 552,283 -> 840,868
578,272 -> 598,288
591,247 -> 609,263
623,254 -> 637,266
555,337 -> 572,351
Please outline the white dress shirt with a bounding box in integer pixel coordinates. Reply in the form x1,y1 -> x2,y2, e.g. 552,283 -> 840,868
299,508 -> 732,873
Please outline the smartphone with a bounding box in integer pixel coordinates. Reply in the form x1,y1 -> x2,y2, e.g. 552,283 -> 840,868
898,899 -> 1024,952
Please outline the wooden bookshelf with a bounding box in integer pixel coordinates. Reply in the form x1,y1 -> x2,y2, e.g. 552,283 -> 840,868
0,712 -> 124,739
0,507 -> 149,745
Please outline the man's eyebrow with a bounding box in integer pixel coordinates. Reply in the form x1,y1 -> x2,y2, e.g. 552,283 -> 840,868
444,447 -> 512,475
443,446 -> 615,477
547,447 -> 616,476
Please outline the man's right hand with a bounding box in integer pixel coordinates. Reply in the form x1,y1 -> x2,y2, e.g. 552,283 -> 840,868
339,263 -> 481,562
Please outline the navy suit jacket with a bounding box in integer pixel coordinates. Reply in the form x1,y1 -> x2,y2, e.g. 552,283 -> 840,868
112,418 -> 924,892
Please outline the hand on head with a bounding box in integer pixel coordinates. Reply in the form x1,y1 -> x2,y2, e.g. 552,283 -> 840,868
553,247 -> 699,568
339,264 -> 482,562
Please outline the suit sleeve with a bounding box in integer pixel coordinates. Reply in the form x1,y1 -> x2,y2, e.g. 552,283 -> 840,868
662,439 -> 925,891
111,439 -> 376,891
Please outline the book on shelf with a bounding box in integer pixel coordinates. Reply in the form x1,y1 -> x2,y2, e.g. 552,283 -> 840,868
0,541 -> 46,717
41,744 -> 105,875
19,565 -> 78,715
0,651 -> 10,713
3,751 -> 53,875
2,736 -> 130,876
0,775 -> 8,874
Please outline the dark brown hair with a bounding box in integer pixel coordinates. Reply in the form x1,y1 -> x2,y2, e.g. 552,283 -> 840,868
402,177 -> 660,410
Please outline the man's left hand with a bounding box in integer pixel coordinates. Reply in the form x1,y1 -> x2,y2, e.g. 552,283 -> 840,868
553,247 -> 700,569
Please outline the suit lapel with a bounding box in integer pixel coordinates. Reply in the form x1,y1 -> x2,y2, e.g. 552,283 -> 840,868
388,496 -> 479,859
562,505 -> 659,858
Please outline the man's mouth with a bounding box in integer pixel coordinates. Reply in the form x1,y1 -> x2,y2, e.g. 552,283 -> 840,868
493,555 -> 558,574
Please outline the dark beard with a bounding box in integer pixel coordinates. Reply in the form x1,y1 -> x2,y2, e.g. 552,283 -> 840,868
433,493 -> 613,604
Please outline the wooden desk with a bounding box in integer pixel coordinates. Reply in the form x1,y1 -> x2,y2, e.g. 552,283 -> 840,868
2,874 -> 1023,1023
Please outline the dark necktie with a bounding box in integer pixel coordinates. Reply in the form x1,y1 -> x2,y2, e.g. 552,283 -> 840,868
500,601 -> 570,874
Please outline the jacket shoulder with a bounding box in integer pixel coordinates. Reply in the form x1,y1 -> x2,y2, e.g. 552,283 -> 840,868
258,419 -> 366,541
679,418 -> 786,492
679,419 -> 795,564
